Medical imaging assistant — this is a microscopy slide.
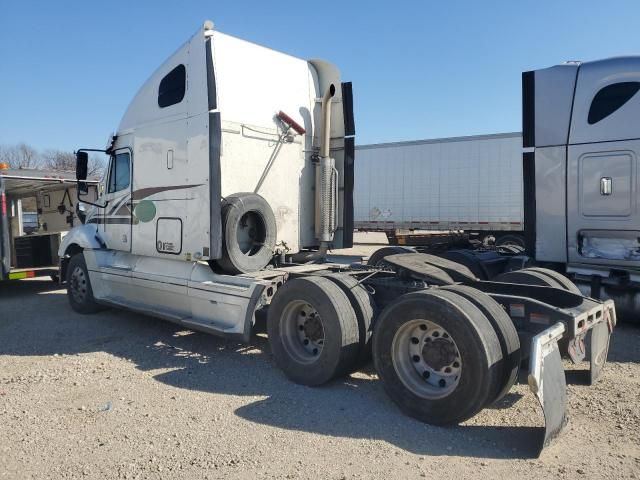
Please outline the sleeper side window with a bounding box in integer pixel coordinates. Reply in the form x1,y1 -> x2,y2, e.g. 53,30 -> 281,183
588,82 -> 640,124
107,152 -> 131,194
158,64 -> 186,108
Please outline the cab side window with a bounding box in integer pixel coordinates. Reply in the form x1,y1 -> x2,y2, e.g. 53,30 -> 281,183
588,82 -> 640,124
158,64 -> 186,108
107,152 -> 131,193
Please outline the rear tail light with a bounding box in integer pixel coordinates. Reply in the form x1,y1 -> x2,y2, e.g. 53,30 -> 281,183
1,192 -> 6,216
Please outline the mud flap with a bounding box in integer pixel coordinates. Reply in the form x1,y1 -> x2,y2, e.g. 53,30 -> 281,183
528,322 -> 568,455
589,315 -> 612,385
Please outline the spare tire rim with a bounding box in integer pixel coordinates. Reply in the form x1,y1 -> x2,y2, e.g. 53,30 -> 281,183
236,211 -> 266,256
70,266 -> 88,304
280,300 -> 325,363
391,319 -> 461,399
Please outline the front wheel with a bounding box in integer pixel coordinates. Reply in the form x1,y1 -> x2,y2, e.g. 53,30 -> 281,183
66,254 -> 103,314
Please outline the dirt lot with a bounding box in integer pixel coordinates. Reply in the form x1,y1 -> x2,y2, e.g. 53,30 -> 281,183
1,268 -> 639,479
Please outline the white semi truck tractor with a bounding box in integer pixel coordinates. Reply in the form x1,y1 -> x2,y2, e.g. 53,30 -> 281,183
60,22 -> 616,454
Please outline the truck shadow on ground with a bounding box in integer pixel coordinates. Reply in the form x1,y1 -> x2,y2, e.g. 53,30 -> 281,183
1,280 -> 559,459
153,335 -> 545,460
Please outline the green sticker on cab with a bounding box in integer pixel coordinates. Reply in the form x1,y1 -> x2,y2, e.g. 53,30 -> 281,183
134,200 -> 156,223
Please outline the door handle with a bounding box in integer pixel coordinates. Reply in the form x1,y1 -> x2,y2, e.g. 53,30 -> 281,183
600,177 -> 612,196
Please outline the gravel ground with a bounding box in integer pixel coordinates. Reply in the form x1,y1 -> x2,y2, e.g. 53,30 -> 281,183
1,271 -> 639,479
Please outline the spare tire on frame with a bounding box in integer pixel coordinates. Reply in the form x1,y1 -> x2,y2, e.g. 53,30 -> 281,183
216,192 -> 277,274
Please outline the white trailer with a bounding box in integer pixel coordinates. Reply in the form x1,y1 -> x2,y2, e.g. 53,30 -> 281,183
59,22 -> 615,454
354,133 -> 525,246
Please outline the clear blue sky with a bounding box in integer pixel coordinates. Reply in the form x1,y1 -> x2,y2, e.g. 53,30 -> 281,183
2,1 -> 640,151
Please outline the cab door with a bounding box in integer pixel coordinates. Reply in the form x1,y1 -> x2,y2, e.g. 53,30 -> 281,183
101,149 -> 133,251
566,64 -> 640,268
567,141 -> 640,266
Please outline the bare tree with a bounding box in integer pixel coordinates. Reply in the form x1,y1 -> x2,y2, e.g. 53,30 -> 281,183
41,149 -> 106,177
88,154 -> 107,178
41,149 -> 76,172
0,143 -> 42,169
18,143 -> 40,168
1,143 -> 105,177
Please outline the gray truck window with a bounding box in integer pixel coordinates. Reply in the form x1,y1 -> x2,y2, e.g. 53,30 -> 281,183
588,81 -> 640,124
107,152 -> 130,193
158,64 -> 186,108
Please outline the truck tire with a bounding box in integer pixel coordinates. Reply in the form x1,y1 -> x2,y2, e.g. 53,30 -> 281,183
524,267 -> 582,295
319,272 -> 375,366
267,276 -> 360,385
367,246 -> 415,267
217,193 -> 277,274
497,244 -> 525,255
438,285 -> 520,403
372,289 -> 502,425
495,234 -> 525,249
492,267 -> 582,359
493,268 -> 565,289
66,254 -> 103,314
441,250 -> 488,280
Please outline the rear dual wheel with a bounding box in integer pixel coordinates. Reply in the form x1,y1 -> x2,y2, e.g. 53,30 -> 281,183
367,246 -> 415,267
267,276 -> 361,385
495,234 -> 526,249
493,267 -> 581,294
318,272 -> 375,365
493,267 -> 582,358
439,285 -> 520,403
373,289 -> 504,425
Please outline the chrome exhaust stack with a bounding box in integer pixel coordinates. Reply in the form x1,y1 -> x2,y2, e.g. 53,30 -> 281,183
315,84 -> 337,245
292,84 -> 337,264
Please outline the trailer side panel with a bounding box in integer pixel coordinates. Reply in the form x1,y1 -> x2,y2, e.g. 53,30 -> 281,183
354,133 -> 523,232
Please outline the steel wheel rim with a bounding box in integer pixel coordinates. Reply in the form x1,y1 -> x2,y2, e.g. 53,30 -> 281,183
70,266 -> 88,304
391,319 -> 462,399
280,300 -> 325,364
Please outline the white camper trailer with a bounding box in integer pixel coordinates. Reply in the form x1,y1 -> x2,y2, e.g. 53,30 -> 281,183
60,22 -> 615,454
0,166 -> 97,281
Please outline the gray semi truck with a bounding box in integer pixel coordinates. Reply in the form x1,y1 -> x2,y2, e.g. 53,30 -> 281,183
365,57 -> 640,323
523,57 -> 640,321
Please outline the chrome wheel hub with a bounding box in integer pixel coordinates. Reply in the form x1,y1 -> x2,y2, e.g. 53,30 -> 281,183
392,319 -> 462,399
281,301 -> 325,363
